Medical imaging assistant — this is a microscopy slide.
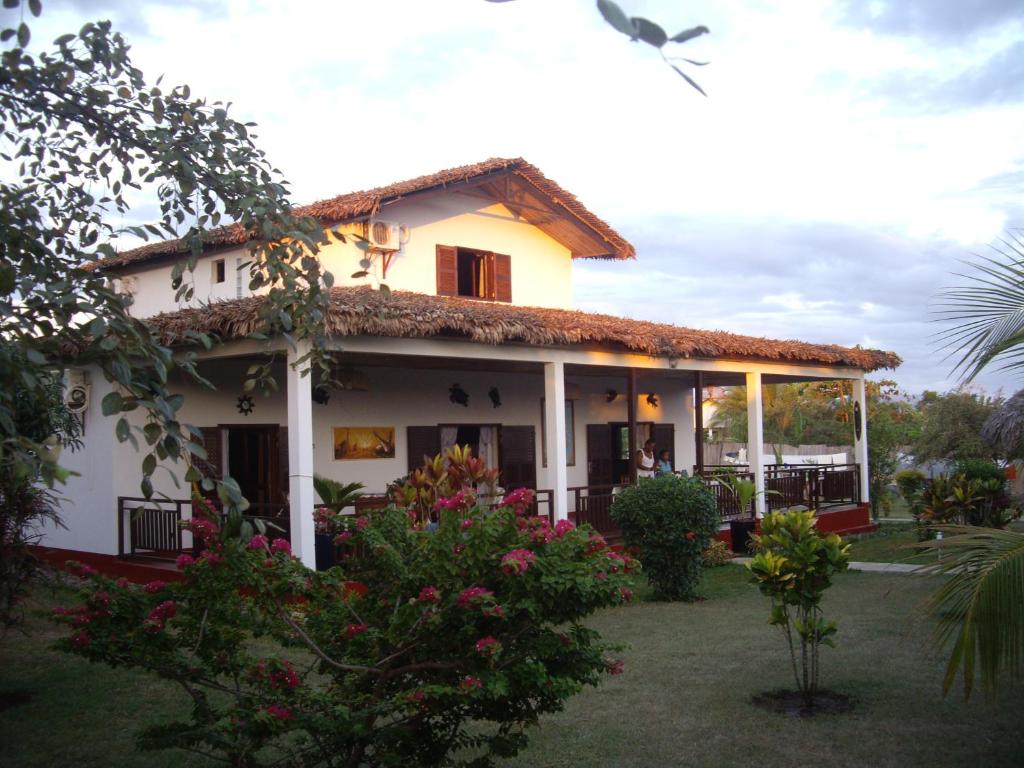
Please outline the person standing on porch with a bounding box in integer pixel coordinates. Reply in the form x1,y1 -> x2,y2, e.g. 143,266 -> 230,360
656,449 -> 673,476
636,439 -> 657,481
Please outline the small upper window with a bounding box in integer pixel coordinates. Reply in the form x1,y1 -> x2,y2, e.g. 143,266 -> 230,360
436,245 -> 511,302
212,258 -> 226,284
457,248 -> 488,299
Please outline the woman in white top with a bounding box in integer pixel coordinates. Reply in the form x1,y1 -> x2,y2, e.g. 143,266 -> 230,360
635,439 -> 657,481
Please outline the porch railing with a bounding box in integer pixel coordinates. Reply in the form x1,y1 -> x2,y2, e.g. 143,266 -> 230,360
117,497 -> 187,558
569,484 -> 627,538
698,463 -> 861,520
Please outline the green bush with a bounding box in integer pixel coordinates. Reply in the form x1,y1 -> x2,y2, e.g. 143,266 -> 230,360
611,475 -> 718,600
954,459 -> 1006,486
701,539 -> 733,568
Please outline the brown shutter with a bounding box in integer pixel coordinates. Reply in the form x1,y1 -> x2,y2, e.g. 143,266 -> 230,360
652,423 -> 675,468
277,427 -> 289,504
407,426 -> 441,473
500,425 -> 536,490
586,424 -> 614,486
196,427 -> 223,481
436,245 -> 457,296
493,253 -> 511,303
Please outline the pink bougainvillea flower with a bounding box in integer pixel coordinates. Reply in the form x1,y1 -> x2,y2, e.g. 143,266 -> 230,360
457,586 -> 494,609
145,580 -> 167,594
265,704 -> 294,721
185,517 -> 219,544
459,676 -> 482,692
334,531 -> 353,545
67,561 -> 99,578
247,534 -> 268,551
452,543 -> 465,557
461,518 -> 474,530
500,487 -> 534,514
345,623 -> 368,639
418,585 -> 441,604
115,577 -> 130,588
342,581 -> 369,600
70,630 -> 90,649
407,690 -> 426,703
554,519 -> 575,537
618,587 -> 634,602
269,661 -> 301,690
474,636 -> 502,656
685,531 -> 696,540
270,538 -> 292,556
500,548 -> 536,576
199,550 -> 223,566
355,516 -> 370,530
91,591 -> 111,607
175,553 -> 195,570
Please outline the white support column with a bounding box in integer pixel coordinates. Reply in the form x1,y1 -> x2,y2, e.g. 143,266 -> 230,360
287,340 -> 316,568
543,361 -> 569,521
852,376 -> 870,506
745,372 -> 766,518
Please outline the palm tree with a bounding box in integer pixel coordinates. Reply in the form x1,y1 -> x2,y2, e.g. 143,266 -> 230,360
929,230 -> 1024,698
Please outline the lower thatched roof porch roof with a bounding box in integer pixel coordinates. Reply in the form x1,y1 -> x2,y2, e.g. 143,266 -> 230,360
147,286 -> 900,373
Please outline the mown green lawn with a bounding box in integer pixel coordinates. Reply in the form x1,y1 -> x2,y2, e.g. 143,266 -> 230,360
3,568 -> 1022,768
845,524 -> 935,564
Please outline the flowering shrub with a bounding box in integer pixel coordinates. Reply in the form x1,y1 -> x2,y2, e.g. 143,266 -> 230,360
611,474 -> 718,600
54,485 -> 635,766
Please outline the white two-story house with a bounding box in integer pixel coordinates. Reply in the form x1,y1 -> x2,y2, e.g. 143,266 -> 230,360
44,158 -> 898,575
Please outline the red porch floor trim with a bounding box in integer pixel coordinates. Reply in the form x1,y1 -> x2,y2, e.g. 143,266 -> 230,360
28,546 -> 186,584
715,504 -> 876,549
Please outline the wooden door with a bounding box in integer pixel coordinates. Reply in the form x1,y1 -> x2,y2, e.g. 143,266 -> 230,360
586,424 -> 613,486
407,426 -> 441,473
652,423 -> 675,469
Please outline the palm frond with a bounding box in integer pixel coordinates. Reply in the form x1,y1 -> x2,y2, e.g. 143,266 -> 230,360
313,475 -> 365,512
933,233 -> 1024,382
918,525 -> 1024,698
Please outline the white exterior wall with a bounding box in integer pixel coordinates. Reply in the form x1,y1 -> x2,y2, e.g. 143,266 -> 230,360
121,197 -> 574,318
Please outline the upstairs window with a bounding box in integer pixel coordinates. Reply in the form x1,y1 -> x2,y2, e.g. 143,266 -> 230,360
212,258 -> 226,284
436,245 -> 511,302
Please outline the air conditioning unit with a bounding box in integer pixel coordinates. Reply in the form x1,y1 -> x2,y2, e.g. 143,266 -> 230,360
366,220 -> 410,251
65,369 -> 90,414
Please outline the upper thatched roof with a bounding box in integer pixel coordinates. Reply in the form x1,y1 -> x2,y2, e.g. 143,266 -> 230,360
94,158 -> 635,271
146,287 -> 901,371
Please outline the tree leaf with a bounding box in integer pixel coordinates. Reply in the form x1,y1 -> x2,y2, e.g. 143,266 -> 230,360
670,64 -> 708,96
670,25 -> 710,44
596,0 -> 636,38
102,391 -> 124,416
630,17 -> 667,48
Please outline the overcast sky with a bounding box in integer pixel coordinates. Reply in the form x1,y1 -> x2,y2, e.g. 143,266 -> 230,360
31,0 -> 1024,394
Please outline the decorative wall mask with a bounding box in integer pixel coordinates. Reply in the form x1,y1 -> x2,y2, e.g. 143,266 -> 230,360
236,394 -> 255,416
488,386 -> 502,408
605,389 -> 618,403
449,383 -> 470,407
646,393 -> 659,408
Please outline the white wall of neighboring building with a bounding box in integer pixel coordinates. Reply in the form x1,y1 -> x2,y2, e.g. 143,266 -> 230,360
120,196 -> 575,318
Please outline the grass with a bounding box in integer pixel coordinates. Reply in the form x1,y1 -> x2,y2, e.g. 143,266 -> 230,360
3,569 -> 1024,768
845,524 -> 936,564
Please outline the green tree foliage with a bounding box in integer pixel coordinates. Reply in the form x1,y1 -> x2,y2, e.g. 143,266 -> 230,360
866,381 -> 921,518
747,510 -> 850,708
913,390 -> 1001,464
0,1 -> 335,509
55,486 -> 635,766
611,474 -> 717,600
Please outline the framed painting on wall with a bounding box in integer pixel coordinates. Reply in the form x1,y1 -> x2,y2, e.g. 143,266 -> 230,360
334,427 -> 395,460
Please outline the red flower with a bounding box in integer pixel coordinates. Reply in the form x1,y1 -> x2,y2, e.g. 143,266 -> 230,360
91,591 -> 111,607
554,519 -> 575,537
474,636 -> 501,656
270,538 -> 291,556
334,531 -> 353,545
269,661 -> 301,690
459,676 -> 482,692
175,553 -> 195,570
501,548 -> 536,576
70,630 -> 90,649
199,550 -> 222,566
345,623 -> 368,639
407,690 -> 426,703
685,531 -> 696,540
247,534 -> 269,550
457,586 -> 494,609
418,585 -> 441,604
265,704 -> 293,721
618,587 -> 634,602
342,581 -> 369,600
145,580 -> 167,594
501,487 -> 534,514
355,516 -> 370,530
461,518 -> 474,530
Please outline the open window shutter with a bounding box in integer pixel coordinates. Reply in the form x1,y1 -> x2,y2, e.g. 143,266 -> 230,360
196,427 -> 223,482
277,427 -> 289,504
436,245 -> 457,296
500,426 -> 536,490
652,423 -> 675,467
407,426 -> 441,473
493,253 -> 512,303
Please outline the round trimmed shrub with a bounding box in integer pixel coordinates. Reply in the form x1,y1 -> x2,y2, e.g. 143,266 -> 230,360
611,475 -> 718,600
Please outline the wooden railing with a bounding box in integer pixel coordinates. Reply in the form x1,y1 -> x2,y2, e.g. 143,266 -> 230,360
569,484 -> 627,538
698,472 -> 757,521
117,497 -> 187,558
697,464 -> 861,520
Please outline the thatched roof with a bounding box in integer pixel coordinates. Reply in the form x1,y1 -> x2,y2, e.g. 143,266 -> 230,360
94,158 -> 634,271
147,287 -> 901,371
982,390 -> 1024,456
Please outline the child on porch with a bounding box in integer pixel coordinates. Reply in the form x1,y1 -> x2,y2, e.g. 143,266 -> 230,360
656,449 -> 673,476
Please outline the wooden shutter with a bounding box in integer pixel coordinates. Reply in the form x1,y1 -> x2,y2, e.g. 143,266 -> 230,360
196,427 -> 223,481
436,245 -> 457,296
277,426 -> 289,504
652,423 -> 675,468
492,253 -> 511,303
407,426 -> 441,473
500,426 -> 536,489
586,424 -> 613,486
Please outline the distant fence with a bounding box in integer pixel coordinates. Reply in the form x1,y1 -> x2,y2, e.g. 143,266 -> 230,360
703,442 -> 852,466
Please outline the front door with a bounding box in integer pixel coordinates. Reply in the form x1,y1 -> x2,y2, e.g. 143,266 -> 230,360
227,425 -> 282,509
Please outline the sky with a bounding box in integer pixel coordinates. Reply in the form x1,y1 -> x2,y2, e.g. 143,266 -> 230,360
26,0 -> 1024,394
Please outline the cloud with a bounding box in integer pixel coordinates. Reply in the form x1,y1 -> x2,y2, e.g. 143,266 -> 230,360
48,0 -> 227,36
837,0 -> 1024,40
